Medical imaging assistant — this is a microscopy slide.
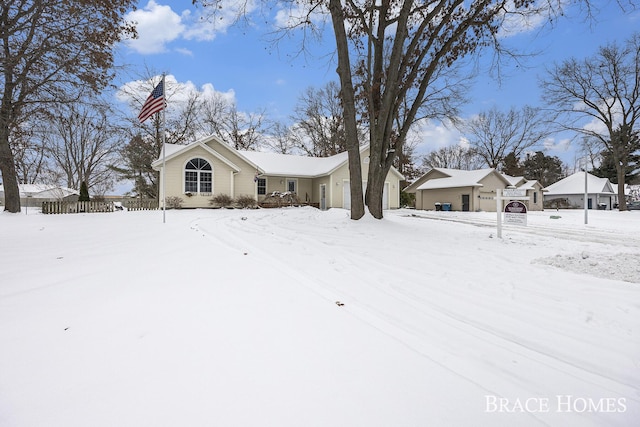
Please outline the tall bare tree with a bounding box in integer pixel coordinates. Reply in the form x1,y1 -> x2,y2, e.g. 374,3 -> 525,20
10,114 -> 54,184
46,99 -> 121,193
463,105 -> 550,169
291,82 -> 348,157
200,95 -> 267,151
0,0 -> 136,212
542,33 -> 640,210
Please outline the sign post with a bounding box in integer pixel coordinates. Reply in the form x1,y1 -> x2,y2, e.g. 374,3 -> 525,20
495,188 -> 529,239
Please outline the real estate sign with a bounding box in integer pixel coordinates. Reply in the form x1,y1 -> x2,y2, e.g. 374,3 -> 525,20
504,201 -> 527,226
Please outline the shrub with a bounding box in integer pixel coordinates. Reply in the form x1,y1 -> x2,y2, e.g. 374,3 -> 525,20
209,193 -> 234,208
166,196 -> 183,209
235,194 -> 258,209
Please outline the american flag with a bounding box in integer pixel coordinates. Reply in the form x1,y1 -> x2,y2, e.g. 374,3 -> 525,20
138,80 -> 165,123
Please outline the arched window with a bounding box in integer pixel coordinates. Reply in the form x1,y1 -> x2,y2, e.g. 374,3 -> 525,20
185,158 -> 212,194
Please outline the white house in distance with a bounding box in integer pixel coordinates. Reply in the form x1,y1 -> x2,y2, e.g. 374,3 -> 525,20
544,172 -> 616,209
151,135 -> 404,210
403,167 -> 545,212
0,183 -> 79,207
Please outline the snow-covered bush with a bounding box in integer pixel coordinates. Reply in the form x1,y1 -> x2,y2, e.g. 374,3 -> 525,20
166,196 -> 183,209
235,195 -> 257,209
210,194 -> 234,208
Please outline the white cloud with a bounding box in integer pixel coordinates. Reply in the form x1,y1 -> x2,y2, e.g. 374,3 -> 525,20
497,0 -> 572,38
413,119 -> 466,155
543,137 -> 572,152
274,2 -> 329,28
125,1 -> 184,54
116,75 -> 237,110
124,0 -> 258,55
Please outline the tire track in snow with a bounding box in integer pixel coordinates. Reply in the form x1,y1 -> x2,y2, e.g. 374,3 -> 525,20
193,209 -> 639,418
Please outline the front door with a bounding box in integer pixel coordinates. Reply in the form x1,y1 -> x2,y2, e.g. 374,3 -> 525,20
462,194 -> 470,212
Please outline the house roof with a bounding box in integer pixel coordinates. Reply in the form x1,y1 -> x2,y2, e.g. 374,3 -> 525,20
415,168 -> 508,190
18,184 -> 79,198
153,136 -> 404,180
239,150 -> 350,177
545,172 -> 615,195
502,174 -> 525,187
516,179 -> 543,191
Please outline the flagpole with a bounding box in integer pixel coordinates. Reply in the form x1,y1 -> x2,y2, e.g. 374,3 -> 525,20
162,73 -> 166,224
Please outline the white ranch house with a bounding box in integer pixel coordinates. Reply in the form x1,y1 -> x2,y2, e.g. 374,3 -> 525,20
151,135 -> 404,210
0,183 -> 79,207
544,172 -> 616,210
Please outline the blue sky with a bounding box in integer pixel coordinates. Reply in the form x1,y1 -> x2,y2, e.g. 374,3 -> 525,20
115,0 -> 640,169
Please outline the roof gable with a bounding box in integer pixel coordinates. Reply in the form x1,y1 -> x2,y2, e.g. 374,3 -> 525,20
415,168 -> 509,190
152,135 -> 259,173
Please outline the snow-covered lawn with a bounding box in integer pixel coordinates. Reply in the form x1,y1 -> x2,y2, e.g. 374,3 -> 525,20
0,207 -> 638,426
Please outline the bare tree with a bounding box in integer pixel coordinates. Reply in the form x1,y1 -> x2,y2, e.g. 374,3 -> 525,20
463,105 -> 550,169
46,99 -> 121,193
200,95 -> 267,151
0,0 -> 136,212
421,145 -> 483,170
542,33 -> 640,210
10,115 -> 53,184
291,82 -> 348,157
263,121 -> 297,154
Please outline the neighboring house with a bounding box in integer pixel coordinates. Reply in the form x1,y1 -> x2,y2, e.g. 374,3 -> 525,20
544,172 -> 616,209
151,135 -> 404,210
403,168 -> 545,212
501,174 -> 546,211
0,183 -> 79,206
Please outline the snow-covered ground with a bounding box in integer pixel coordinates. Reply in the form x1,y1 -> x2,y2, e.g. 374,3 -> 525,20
0,207 -> 638,427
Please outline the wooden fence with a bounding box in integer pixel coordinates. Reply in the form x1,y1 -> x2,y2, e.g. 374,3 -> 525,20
124,200 -> 158,211
42,201 -> 115,214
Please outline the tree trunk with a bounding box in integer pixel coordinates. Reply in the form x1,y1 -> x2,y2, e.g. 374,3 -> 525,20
0,129 -> 21,213
616,162 -> 627,211
366,166 -> 385,219
328,0 -> 364,220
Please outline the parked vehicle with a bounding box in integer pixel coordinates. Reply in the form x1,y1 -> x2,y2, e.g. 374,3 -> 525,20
627,201 -> 640,210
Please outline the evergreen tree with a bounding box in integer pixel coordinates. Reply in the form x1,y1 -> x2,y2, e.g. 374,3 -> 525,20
501,152 -> 524,176
592,148 -> 640,184
523,151 -> 565,187
79,181 -> 90,202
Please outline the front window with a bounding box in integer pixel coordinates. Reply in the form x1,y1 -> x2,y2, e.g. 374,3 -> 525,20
185,158 -> 212,194
257,178 -> 266,195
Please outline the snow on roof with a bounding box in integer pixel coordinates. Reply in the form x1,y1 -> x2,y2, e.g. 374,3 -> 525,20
516,180 -> 540,191
545,172 -> 615,195
17,184 -> 79,198
611,183 -> 631,196
238,150 -> 349,177
502,174 -> 524,186
416,168 -> 498,190
160,143 -> 185,158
